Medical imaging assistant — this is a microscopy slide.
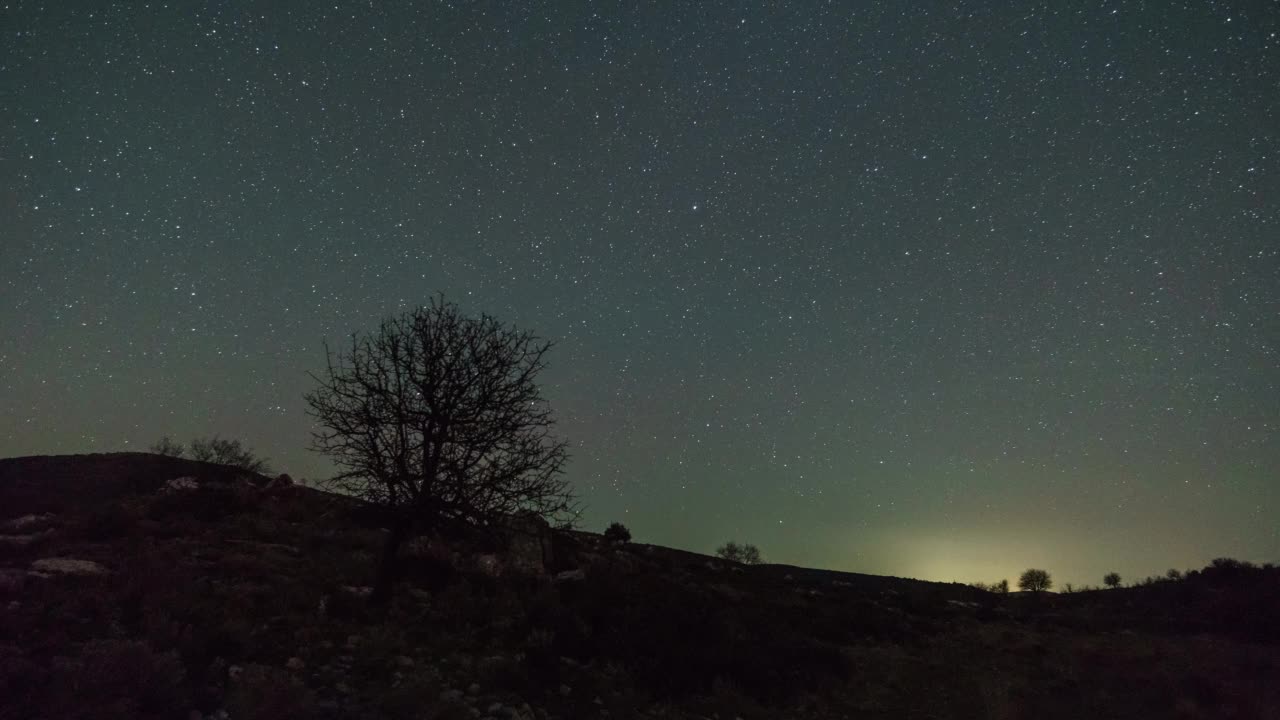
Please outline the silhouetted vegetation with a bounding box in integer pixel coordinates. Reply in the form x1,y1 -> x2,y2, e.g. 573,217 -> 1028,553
603,521 -> 631,544
715,541 -> 762,565
1018,568 -> 1052,593
149,435 -> 272,474
305,298 -> 577,603
969,578 -> 1009,594
2,453 -> 1280,719
1104,572 -> 1122,588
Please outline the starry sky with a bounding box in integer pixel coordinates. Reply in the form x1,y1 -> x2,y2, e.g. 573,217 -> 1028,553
3,1 -> 1277,587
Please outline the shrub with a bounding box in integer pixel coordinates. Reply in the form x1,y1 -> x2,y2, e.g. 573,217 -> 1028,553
47,639 -> 188,720
1103,572 -> 1122,588
1166,568 -> 1183,581
715,541 -> 762,565
151,435 -> 271,474
603,521 -> 632,544
1018,568 -> 1052,593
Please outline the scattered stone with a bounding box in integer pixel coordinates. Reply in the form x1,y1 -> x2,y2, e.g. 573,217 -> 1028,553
559,684 -> 572,697
286,656 -> 306,671
163,477 -> 200,492
409,588 -> 432,602
30,558 -> 109,576
554,569 -> 585,583
440,689 -> 464,703
593,696 -> 604,706
488,703 -> 504,714
345,634 -> 363,649
228,665 -> 244,681
394,655 -> 415,668
335,681 -> 352,694
468,682 -> 481,695
341,586 -> 372,598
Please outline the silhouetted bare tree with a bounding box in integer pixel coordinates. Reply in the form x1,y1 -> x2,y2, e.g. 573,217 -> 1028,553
1104,572 -> 1122,588
150,435 -> 270,474
716,541 -> 762,565
1018,568 -> 1052,593
150,436 -> 186,458
603,521 -> 632,544
305,297 -> 577,603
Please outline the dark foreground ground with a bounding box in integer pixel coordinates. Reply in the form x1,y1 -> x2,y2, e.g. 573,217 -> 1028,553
1,453 -> 1277,720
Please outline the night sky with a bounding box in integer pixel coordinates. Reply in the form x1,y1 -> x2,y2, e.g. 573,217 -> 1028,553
3,2 -> 1277,587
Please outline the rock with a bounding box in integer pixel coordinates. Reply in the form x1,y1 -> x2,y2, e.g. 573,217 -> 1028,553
468,682 -> 481,695
394,655 -> 415,668
0,532 -> 52,547
488,703 -> 504,714
504,512 -> 554,574
476,553 -> 503,577
409,588 -> 432,602
345,634 -> 363,649
440,689 -> 464,703
228,665 -> 244,681
335,681 -> 352,694
559,684 -> 572,697
30,558 -> 109,576
1,513 -> 56,532
554,569 -> 585,583
286,656 -> 305,671
341,586 -> 372,598
164,476 -> 200,492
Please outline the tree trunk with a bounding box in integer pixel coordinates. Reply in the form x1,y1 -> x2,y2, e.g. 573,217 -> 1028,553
371,518 -> 410,606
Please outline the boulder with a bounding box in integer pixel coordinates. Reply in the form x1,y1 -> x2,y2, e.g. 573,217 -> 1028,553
554,569 -> 585,583
30,557 -> 110,576
2,513 -> 57,532
476,553 -> 503,577
504,512 -> 553,574
163,477 -> 200,492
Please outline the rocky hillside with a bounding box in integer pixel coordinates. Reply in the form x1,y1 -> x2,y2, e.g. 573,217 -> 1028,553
1,453 -> 1278,720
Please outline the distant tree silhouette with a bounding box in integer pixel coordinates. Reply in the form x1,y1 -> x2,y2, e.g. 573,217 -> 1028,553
1165,568 -> 1183,581
188,436 -> 272,474
716,541 -> 762,565
603,521 -> 632,544
971,578 -> 1010,594
150,436 -> 185,458
150,435 -> 270,474
305,297 -> 577,604
1018,568 -> 1052,593
1104,572 -> 1122,588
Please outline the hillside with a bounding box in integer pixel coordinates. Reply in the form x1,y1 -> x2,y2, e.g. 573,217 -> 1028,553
1,453 -> 1277,719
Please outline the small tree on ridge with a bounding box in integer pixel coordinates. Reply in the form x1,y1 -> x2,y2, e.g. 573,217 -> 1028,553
1018,568 -> 1052,593
305,297 -> 577,603
716,541 -> 762,565
1104,572 -> 1122,588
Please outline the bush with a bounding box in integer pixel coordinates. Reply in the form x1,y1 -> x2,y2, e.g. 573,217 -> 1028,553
150,435 -> 272,474
603,521 -> 632,544
47,639 -> 188,720
1103,572 -> 1122,588
1018,568 -> 1052,593
715,541 -> 762,565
